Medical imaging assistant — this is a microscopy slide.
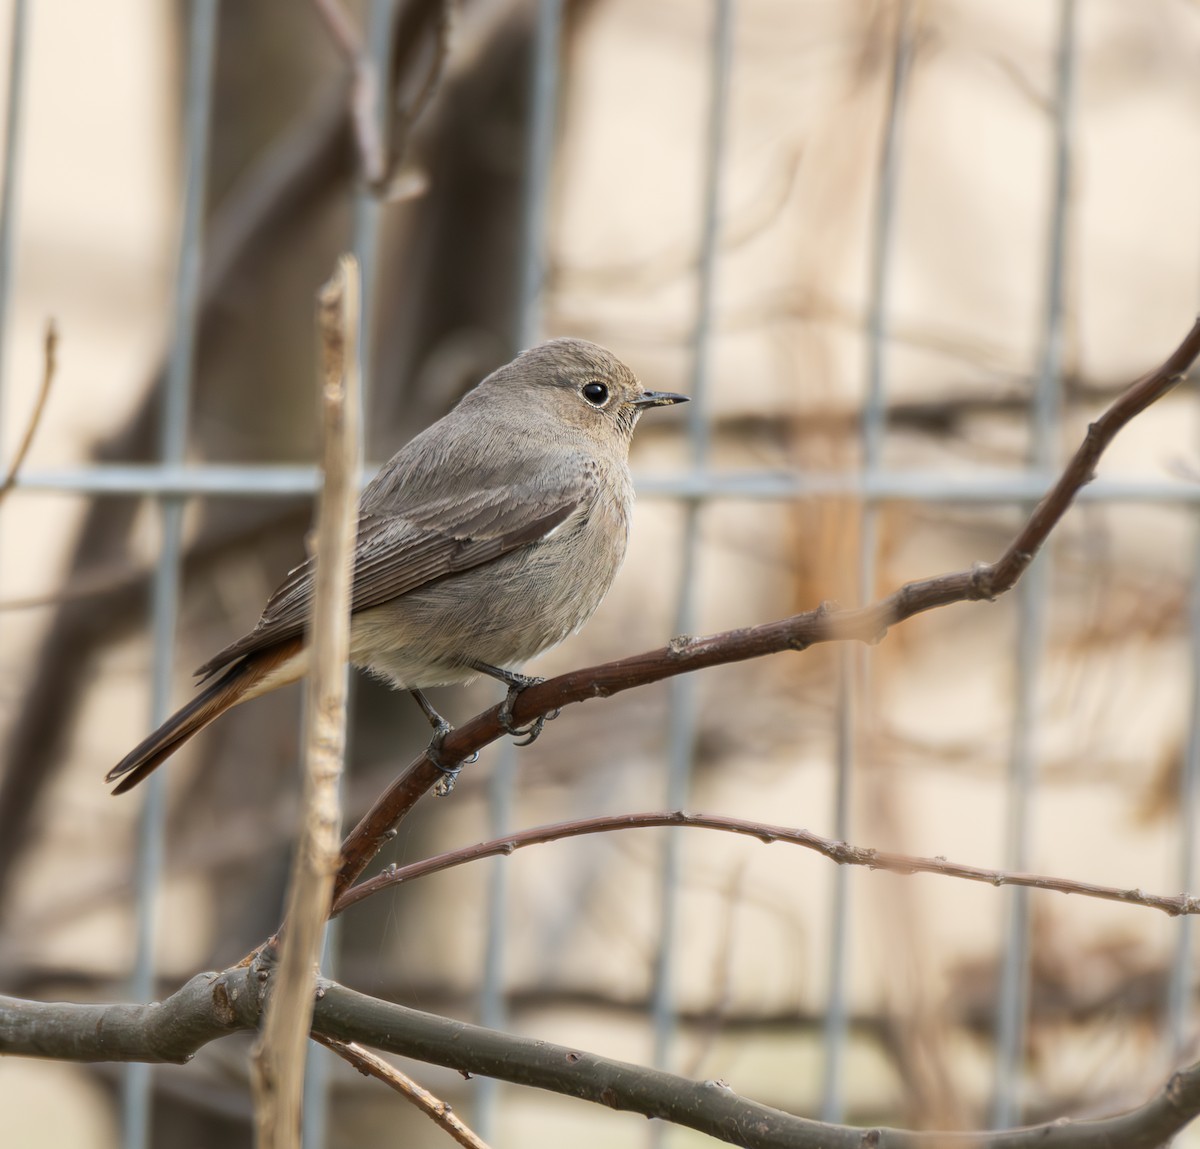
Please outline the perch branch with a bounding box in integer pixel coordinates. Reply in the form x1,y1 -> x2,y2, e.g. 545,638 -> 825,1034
331,315 -> 1200,907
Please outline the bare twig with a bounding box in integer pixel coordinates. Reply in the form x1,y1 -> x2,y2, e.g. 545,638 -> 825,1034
0,319 -> 57,503
320,0 -> 453,188
333,811 -> 1200,919
331,316 -> 1200,906
251,256 -> 362,1148
314,1035 -> 493,1149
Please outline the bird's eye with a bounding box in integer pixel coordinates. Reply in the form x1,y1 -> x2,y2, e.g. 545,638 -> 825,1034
581,381 -> 609,406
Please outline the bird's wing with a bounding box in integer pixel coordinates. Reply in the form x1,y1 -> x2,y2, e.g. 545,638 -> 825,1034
193,483 -> 586,681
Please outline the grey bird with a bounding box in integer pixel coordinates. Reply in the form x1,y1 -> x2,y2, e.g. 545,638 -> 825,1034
106,338 -> 687,794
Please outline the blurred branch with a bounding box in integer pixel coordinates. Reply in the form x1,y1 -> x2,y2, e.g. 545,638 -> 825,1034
311,0 -> 452,187
332,315 -> 1200,905
0,0 -> 454,912
333,810 -> 1200,919
548,148 -> 802,296
251,257 -> 361,1147
310,0 -> 360,60
0,319 -> 56,504
314,1035 -> 492,1149
395,0 -> 453,146
5,967 -> 1200,1148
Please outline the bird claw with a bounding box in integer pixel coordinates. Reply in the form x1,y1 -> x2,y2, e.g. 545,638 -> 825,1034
427,720 -> 479,796
498,677 -> 558,746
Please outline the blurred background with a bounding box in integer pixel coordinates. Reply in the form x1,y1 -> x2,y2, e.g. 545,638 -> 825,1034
3,0 -> 1200,1146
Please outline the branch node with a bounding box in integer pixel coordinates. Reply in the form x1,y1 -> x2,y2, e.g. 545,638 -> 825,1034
668,633 -> 696,656
969,561 -> 997,601
212,977 -> 238,1026
1168,1071 -> 1187,1104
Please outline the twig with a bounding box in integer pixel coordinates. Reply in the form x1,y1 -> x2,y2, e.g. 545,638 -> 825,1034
310,0 -> 361,60
6,967 -> 1200,1148
0,319 -> 57,503
333,810 -> 1200,919
317,0 -> 452,188
331,316 -> 1200,906
314,1034 -> 493,1149
251,256 -> 362,1148
0,564 -> 151,612
396,0 -> 453,139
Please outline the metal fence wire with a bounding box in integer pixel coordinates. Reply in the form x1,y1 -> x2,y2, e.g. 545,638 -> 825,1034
4,0 -> 1200,1145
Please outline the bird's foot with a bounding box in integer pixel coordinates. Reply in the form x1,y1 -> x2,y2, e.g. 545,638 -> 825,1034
427,720 -> 479,796
467,662 -> 560,747
497,674 -> 559,747
411,689 -> 477,795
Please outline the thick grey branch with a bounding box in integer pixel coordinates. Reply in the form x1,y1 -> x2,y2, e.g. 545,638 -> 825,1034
0,969 -> 257,1063
5,970 -> 1200,1148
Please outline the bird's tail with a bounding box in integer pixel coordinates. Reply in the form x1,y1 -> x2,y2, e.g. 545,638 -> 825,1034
105,638 -> 303,795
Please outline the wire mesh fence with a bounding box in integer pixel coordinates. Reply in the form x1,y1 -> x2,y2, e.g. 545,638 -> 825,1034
3,0 -> 1200,1145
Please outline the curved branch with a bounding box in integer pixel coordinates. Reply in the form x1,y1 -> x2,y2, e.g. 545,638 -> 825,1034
333,810 -> 1200,918
332,316 -> 1200,905
5,969 -> 1200,1148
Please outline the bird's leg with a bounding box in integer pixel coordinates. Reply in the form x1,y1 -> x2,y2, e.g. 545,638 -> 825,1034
468,661 -> 559,747
408,688 -> 474,794
409,687 -> 451,739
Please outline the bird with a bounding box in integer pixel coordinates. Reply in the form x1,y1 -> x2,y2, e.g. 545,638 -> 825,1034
106,337 -> 688,794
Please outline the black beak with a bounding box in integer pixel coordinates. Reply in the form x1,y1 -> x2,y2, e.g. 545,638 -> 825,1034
633,390 -> 689,410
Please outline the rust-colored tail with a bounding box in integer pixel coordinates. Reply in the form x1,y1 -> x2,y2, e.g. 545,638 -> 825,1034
106,639 -> 302,794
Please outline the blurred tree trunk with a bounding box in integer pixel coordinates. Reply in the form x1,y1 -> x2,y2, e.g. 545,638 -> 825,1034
1,0 -> 555,1140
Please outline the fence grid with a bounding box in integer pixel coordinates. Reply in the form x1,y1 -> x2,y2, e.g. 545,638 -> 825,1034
0,1 -> 1196,1144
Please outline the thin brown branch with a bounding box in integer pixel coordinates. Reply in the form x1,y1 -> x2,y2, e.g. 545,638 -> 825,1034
251,257 -> 362,1147
5,968 -> 1200,1148
314,1035 -> 493,1149
333,811 -> 1200,918
0,319 -> 57,503
331,315 -> 1200,907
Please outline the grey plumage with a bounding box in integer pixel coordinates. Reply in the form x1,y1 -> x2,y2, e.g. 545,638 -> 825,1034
107,338 -> 686,793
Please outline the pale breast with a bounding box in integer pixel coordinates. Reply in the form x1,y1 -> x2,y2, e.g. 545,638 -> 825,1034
350,472 -> 633,690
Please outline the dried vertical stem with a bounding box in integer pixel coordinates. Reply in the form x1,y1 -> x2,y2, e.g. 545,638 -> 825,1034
251,255 -> 362,1148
